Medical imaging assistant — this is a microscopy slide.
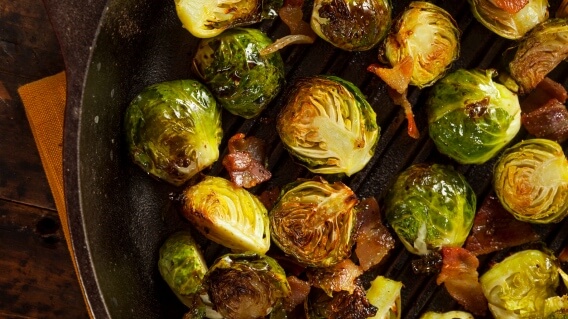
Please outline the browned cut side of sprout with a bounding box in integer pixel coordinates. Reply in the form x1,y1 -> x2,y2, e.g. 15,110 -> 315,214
306,259 -> 363,296
260,0 -> 316,55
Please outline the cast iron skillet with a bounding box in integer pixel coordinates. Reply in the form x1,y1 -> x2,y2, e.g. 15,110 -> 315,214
45,0 -> 568,318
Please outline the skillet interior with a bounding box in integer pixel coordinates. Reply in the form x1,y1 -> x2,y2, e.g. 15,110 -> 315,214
68,0 -> 568,317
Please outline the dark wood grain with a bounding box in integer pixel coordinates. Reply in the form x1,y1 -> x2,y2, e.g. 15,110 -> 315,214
0,0 -> 89,318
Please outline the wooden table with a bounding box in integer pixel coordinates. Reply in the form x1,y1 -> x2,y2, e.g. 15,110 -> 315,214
0,0 -> 90,317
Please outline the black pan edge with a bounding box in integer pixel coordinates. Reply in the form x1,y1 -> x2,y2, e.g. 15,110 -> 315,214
42,0 -> 111,317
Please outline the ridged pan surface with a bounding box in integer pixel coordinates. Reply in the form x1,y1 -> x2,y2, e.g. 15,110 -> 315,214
76,0 -> 568,317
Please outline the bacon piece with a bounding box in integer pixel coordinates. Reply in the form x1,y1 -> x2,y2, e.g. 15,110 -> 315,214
259,0 -> 316,55
436,247 -> 488,316
307,259 -> 363,296
464,193 -> 539,256
490,0 -> 529,13
354,197 -> 395,271
257,185 -> 280,211
222,133 -> 272,188
367,57 -> 419,139
282,276 -> 311,312
521,77 -> 567,113
522,99 -> 568,143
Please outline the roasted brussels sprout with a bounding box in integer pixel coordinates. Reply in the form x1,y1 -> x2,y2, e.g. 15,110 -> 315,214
467,0 -> 549,39
174,0 -> 283,38
204,252 -> 291,319
366,276 -> 403,319
382,1 -> 460,88
181,176 -> 270,254
158,231 -> 208,307
385,163 -> 476,256
508,18 -> 568,94
480,250 -> 560,319
419,311 -> 474,319
277,75 -> 380,176
193,28 -> 285,119
124,80 -> 223,186
427,69 -> 521,164
269,178 -> 358,267
310,0 -> 391,51
493,138 -> 568,224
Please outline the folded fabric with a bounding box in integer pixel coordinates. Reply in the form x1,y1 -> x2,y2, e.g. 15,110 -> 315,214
18,71 -> 92,317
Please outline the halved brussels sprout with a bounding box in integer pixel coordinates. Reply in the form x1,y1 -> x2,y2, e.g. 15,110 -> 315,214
493,138 -> 568,224
158,231 -> 208,307
366,276 -> 403,319
480,250 -> 560,319
385,163 -> 476,256
174,0 -> 283,38
419,311 -> 474,319
124,80 -> 223,186
508,18 -> 568,94
269,178 -> 358,267
193,28 -> 285,119
277,75 -> 380,176
427,69 -> 521,164
181,176 -> 270,254
204,252 -> 291,319
310,0 -> 391,51
383,1 -> 460,88
467,0 -> 549,39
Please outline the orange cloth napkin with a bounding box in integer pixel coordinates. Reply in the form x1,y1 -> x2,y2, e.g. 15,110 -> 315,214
18,71 -> 92,317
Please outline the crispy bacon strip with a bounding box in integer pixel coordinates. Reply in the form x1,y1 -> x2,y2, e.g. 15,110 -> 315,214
464,193 -> 540,255
260,0 -> 316,55
367,57 -> 420,139
490,0 -> 529,13
521,77 -> 567,113
354,197 -> 395,271
222,133 -> 272,188
436,247 -> 488,316
282,276 -> 311,312
522,99 -> 568,143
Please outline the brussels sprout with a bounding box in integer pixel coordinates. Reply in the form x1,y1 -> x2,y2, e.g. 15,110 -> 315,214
427,69 -> 521,164
468,0 -> 549,39
366,276 -> 403,319
193,28 -> 285,119
382,1 -> 460,88
124,80 -> 223,186
310,0 -> 391,51
385,163 -> 476,256
493,138 -> 568,224
277,75 -> 380,176
508,18 -> 568,94
204,252 -> 291,319
545,295 -> 568,318
158,231 -> 208,307
269,178 -> 358,267
480,250 -> 560,319
174,0 -> 283,38
419,311 -> 474,319
181,176 -> 270,254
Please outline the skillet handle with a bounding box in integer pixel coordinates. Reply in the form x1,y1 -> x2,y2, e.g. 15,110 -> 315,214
42,0 -> 108,110
41,0 -> 110,318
